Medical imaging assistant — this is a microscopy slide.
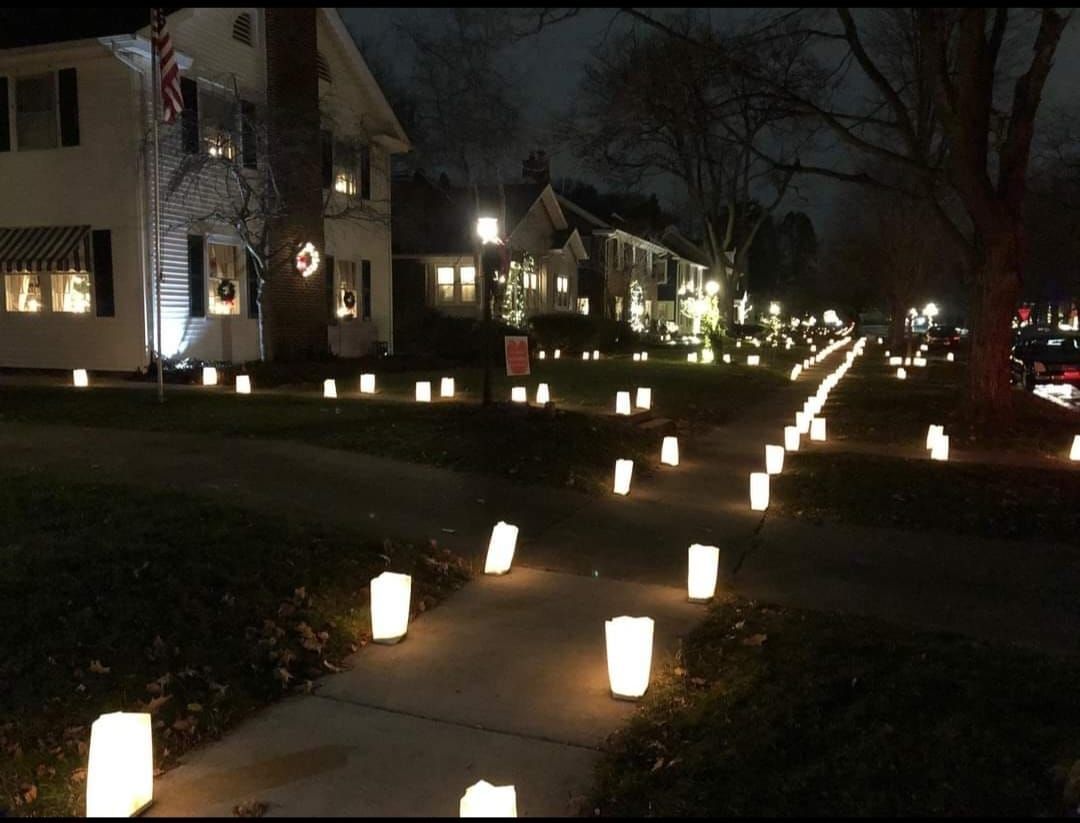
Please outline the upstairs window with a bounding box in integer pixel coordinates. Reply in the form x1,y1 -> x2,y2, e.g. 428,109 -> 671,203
201,91 -> 238,160
556,275 -> 569,308
232,12 -> 254,46
16,74 -> 57,150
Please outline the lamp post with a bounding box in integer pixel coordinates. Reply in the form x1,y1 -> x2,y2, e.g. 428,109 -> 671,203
476,211 -> 500,406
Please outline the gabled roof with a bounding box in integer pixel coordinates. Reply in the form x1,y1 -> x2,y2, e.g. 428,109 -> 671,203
551,228 -> 589,261
661,226 -> 712,268
0,8 -> 180,50
556,194 -> 612,233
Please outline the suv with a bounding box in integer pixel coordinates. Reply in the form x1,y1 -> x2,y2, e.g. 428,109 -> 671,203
1010,333 -> 1080,390
926,325 -> 961,350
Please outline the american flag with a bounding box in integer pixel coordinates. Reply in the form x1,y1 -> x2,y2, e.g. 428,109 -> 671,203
152,8 -> 183,124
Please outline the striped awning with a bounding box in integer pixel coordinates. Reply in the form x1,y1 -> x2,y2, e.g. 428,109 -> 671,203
0,225 -> 93,273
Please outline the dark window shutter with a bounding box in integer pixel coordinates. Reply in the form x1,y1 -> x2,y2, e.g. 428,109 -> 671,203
325,255 -> 336,325
91,229 -> 114,317
187,234 -> 205,317
360,145 -> 371,200
58,67 -> 79,147
361,259 -> 372,320
240,100 -> 256,169
320,129 -> 333,189
246,248 -> 259,319
180,77 -> 199,154
0,77 -> 9,152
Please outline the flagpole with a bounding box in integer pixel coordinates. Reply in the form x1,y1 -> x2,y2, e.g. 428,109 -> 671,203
151,9 -> 165,404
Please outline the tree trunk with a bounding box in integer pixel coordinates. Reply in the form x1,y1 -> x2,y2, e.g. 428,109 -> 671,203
966,234 -> 1022,417
888,296 -> 906,350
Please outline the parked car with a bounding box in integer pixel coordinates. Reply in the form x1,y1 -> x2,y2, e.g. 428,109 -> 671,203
1010,333 -> 1080,390
926,325 -> 961,350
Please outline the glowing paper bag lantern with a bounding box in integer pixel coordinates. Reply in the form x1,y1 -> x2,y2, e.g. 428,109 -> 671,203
661,436 -> 679,466
687,544 -> 720,602
593,350 -> 600,360
946,352 -> 955,362
925,424 -> 944,451
324,379 -> 337,399
790,365 -> 801,381
460,780 -> 517,818
930,434 -> 950,461
539,350 -> 547,360
687,352 -> 698,363
810,417 -> 827,441
605,616 -> 654,700
613,459 -> 634,495
896,368 -> 907,380
904,357 -> 912,366
554,349 -> 561,359
582,352 -> 591,361
913,357 -> 927,367
236,375 -> 251,394
920,343 -> 929,352
360,373 -> 376,394
202,367 -> 218,386
86,712 -> 153,818
722,354 -> 732,364
415,381 -> 432,402
1071,435 -> 1080,461
511,386 -> 527,403
633,353 -> 641,362
370,571 -> 412,643
536,383 -> 550,404
747,355 -> 760,366
484,521 -> 518,575
441,377 -> 455,398
888,356 -> 901,366
784,426 -> 800,451
641,352 -> 649,361
749,472 -> 770,511
73,368 -> 89,388
701,348 -> 715,364
635,387 -> 651,410
616,391 -> 631,415
765,444 -> 784,474
795,411 -> 810,434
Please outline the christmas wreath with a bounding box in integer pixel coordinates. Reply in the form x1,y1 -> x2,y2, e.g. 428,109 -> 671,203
217,278 -> 237,304
343,290 -> 357,310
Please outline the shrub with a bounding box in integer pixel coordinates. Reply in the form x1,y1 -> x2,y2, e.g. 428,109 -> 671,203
528,313 -> 638,353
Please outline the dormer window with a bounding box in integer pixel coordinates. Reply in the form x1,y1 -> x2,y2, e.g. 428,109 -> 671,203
232,12 -> 254,47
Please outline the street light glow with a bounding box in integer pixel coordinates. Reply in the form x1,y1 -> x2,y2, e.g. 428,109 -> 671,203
769,301 -> 781,316
476,217 -> 499,244
923,302 -> 939,319
705,280 -> 720,297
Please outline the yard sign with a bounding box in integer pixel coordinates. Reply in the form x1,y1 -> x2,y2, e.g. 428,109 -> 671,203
505,336 -> 531,376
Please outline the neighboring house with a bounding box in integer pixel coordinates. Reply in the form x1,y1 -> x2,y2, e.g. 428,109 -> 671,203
391,174 -> 587,351
658,226 -> 711,335
0,7 -> 408,371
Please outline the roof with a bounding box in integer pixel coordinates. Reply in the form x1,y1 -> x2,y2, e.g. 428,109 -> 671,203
0,8 -> 180,49
556,194 -> 612,234
660,226 -> 711,268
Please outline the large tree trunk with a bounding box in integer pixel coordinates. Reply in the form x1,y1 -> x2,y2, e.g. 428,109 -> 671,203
888,296 -> 906,351
966,233 -> 1022,417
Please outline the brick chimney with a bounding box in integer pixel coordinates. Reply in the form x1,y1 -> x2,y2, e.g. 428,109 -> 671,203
262,7 -> 327,361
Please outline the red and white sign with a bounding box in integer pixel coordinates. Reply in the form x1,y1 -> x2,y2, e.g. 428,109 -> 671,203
1017,306 -> 1031,323
504,336 -> 531,377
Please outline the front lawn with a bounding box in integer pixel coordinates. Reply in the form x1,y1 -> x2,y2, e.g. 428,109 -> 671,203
0,474 -> 470,817
594,599 -> 1080,816
772,451 -> 1080,545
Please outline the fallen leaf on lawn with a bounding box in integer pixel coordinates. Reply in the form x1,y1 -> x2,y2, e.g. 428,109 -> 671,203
741,633 -> 768,647
323,660 -> 342,673
274,667 -> 293,685
21,784 -> 37,804
144,695 -> 172,715
69,768 -> 87,783
651,757 -> 665,773
187,703 -> 204,713
734,620 -> 745,630
88,659 -> 111,675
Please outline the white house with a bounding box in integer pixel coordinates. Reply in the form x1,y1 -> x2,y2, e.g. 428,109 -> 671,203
0,8 -> 409,371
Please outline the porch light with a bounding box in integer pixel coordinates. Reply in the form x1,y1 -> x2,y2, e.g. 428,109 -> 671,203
416,381 -> 432,402
784,426 -> 800,451
605,616 -> 654,700
323,379 -> 337,399
769,301 -> 781,316
616,391 -> 631,415
765,444 -> 784,474
360,373 -> 376,394
810,417 -> 826,441
635,387 -> 651,410
73,368 -> 89,388
460,780 -> 517,818
749,472 -> 769,511
511,386 -> 527,403
370,571 -> 412,644
441,377 -> 455,398
687,544 -> 720,602
661,436 -> 679,466
86,712 -> 153,817
236,375 -> 251,394
202,367 -> 218,386
613,459 -> 633,495
484,521 -> 518,575
930,434 -> 949,461
476,217 -> 500,245
536,383 -> 550,404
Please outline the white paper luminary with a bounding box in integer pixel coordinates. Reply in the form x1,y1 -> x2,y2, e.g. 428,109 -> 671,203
661,436 -> 679,466
484,521 -> 519,575
687,544 -> 720,602
605,616 -> 654,699
86,712 -> 153,818
370,571 -> 412,643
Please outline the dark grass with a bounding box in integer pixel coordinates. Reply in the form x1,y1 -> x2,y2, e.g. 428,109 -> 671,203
0,386 -> 655,495
772,451 -> 1080,545
593,599 -> 1080,817
0,474 -> 471,816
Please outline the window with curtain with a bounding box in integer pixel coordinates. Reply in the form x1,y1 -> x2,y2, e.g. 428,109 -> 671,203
51,272 -> 91,313
459,266 -> 476,302
436,266 -> 455,303
207,241 -> 242,315
5,273 -> 43,312
337,259 -> 358,319
16,74 -> 57,150
201,91 -> 237,160
556,275 -> 569,308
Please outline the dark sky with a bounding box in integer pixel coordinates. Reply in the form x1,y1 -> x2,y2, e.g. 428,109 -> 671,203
341,8 -> 1080,236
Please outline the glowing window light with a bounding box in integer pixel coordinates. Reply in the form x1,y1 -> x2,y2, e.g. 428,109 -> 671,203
784,426 -> 800,451
946,352 -> 955,362
236,375 -> 251,394
539,350 -> 547,360
360,373 -> 376,394
440,377 -> 455,398
554,349 -> 561,359
202,367 -> 218,386
749,472 -> 770,511
605,616 -> 654,700
687,352 -> 698,363
86,712 -> 153,818
635,387 -> 651,410
593,350 -> 600,360
484,521 -> 518,575
722,354 -> 732,364
930,434 -> 950,461
415,381 -> 432,402
897,368 -> 907,380
687,544 -> 720,602
661,436 -> 679,466
613,459 -> 634,495
370,571 -> 412,644
616,391 -> 631,415
765,444 -> 784,474
460,780 -> 517,817
511,386 -> 527,403
323,379 -> 337,399
633,353 -> 641,361
926,424 -> 944,451
582,352 -> 591,361
810,417 -> 827,441
1070,435 -> 1080,461
536,383 -> 550,404
73,368 -> 89,388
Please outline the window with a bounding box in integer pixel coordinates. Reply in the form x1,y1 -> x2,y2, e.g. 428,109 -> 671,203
206,241 -> 242,315
436,266 -> 455,303
201,91 -> 237,160
16,74 -> 58,150
578,297 -> 589,315
334,172 -> 356,196
361,260 -> 372,320
556,275 -> 569,308
5,274 -> 43,312
51,272 -> 91,313
337,259 -> 358,319
232,12 -> 254,46
460,266 -> 476,302
333,140 -> 357,196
